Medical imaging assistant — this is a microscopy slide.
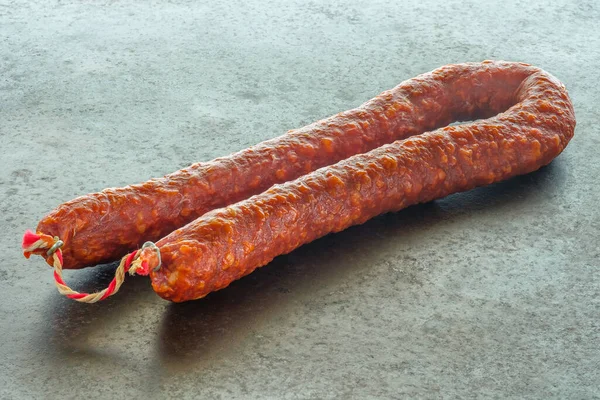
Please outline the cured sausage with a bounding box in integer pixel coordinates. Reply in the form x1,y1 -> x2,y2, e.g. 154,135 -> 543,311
34,60 -> 545,270
133,64 -> 575,302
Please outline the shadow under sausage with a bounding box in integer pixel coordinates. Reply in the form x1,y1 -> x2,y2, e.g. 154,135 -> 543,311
156,161 -> 566,368
33,260 -> 161,369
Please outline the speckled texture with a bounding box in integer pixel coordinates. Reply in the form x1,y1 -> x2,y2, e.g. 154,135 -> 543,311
1,0 -> 598,398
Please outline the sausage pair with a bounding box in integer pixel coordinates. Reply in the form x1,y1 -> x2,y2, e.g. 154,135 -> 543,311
26,61 -> 576,302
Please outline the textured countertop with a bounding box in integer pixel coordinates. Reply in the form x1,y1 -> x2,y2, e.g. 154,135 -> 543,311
1,0 -> 598,398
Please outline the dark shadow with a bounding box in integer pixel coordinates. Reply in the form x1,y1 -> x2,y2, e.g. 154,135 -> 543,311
34,260 -> 157,366
156,161 -> 566,368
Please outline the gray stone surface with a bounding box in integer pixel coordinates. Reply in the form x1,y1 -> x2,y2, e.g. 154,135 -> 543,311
1,0 -> 598,398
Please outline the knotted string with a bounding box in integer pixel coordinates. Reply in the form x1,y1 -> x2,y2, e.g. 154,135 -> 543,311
22,230 -> 158,303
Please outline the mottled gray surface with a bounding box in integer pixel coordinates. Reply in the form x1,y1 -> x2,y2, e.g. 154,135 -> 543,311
1,0 -> 598,398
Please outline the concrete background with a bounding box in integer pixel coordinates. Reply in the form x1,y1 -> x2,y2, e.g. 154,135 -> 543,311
1,0 -> 598,398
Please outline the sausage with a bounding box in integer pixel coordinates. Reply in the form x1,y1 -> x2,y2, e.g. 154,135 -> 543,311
33,60 -> 543,270
134,65 -> 575,302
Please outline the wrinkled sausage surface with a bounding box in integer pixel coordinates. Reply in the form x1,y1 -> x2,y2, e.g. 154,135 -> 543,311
138,62 -> 575,302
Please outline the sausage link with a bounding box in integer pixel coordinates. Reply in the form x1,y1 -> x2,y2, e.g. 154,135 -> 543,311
139,68 -> 575,302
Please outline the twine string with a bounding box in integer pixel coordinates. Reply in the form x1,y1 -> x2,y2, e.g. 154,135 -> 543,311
22,230 -> 154,303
